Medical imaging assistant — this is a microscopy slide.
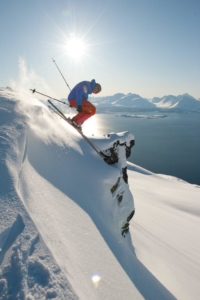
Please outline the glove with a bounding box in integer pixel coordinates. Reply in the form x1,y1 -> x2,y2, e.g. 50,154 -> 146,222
77,106 -> 83,112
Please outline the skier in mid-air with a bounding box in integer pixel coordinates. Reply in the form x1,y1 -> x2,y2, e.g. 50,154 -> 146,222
68,79 -> 101,130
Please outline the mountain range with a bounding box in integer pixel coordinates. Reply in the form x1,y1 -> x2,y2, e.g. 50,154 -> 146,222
90,93 -> 200,112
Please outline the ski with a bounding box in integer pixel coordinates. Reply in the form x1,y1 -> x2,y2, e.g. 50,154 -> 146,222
47,100 -> 111,161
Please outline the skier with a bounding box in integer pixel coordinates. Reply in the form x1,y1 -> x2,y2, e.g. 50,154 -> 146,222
68,79 -> 101,130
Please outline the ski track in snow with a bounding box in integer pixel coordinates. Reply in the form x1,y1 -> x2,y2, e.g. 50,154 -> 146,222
0,88 -> 200,299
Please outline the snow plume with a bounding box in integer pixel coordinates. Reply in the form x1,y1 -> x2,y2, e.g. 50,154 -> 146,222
10,57 -> 52,97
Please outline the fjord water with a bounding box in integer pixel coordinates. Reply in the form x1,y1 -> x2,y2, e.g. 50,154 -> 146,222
89,112 -> 200,185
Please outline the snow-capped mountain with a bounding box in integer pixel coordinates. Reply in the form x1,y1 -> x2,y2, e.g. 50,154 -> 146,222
151,93 -> 200,110
90,93 -> 155,110
90,92 -> 200,112
0,87 -> 200,300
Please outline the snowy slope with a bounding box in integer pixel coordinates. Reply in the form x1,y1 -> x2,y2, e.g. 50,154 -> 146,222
128,164 -> 200,300
0,88 -> 200,300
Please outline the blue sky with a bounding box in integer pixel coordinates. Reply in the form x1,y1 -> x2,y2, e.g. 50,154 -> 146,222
0,0 -> 200,99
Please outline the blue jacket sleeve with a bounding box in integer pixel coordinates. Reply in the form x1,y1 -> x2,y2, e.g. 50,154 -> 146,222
76,85 -> 84,106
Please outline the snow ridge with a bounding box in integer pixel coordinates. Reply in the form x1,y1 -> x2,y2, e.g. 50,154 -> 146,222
1,88 -> 200,300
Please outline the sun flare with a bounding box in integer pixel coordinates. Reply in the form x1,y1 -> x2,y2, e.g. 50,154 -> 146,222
66,36 -> 87,61
82,115 -> 98,135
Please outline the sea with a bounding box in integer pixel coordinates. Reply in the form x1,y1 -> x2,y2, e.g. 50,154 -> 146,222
85,111 -> 200,186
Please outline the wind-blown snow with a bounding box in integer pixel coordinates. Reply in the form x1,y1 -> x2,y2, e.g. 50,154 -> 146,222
0,88 -> 200,300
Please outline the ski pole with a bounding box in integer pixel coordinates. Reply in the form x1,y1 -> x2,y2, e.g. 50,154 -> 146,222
30,89 -> 68,105
52,58 -> 71,91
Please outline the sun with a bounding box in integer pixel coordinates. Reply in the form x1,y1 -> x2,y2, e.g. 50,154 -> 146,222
66,36 -> 87,61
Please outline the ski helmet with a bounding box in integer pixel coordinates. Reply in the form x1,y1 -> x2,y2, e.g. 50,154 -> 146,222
95,83 -> 102,93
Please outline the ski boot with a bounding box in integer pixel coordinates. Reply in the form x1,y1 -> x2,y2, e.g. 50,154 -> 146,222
70,118 -> 82,131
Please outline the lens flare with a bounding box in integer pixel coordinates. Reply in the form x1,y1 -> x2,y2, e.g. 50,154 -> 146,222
91,274 -> 101,286
61,10 -> 71,17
